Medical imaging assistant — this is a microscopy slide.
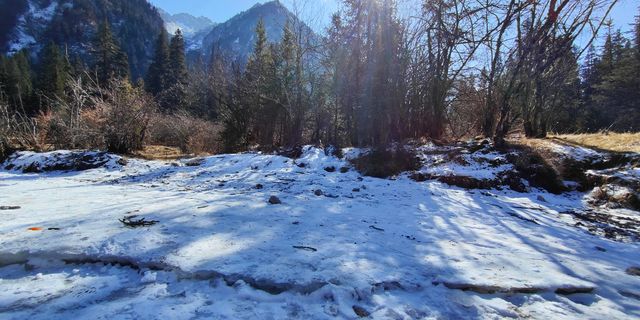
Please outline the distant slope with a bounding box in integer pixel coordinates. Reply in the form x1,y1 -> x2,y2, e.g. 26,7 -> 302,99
157,8 -> 217,51
200,1 -> 316,63
1,0 -> 164,80
158,9 -> 215,36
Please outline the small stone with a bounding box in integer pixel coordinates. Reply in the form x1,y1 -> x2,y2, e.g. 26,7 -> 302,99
536,195 -> 547,202
314,189 -> 324,196
185,158 -> 204,167
340,167 -> 350,173
324,166 -> 336,173
255,184 -> 264,189
627,267 -> 640,276
297,163 -> 306,168
352,188 -> 360,192
117,158 -> 128,166
352,305 -> 370,318
268,196 -> 282,205
595,246 -> 607,252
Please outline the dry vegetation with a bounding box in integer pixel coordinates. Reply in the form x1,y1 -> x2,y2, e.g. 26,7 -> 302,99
550,133 -> 640,153
132,145 -> 186,160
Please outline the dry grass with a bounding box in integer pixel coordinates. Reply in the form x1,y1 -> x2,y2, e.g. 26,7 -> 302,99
132,145 -> 188,160
550,132 -> 640,153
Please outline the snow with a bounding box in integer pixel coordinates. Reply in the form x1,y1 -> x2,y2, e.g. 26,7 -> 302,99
415,143 -> 514,180
549,143 -> 604,162
7,0 -> 59,54
1,146 -> 639,319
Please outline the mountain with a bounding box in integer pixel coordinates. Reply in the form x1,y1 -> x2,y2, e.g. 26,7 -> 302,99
157,9 -> 217,52
158,9 -> 215,37
0,0 -> 164,80
200,1 -> 316,63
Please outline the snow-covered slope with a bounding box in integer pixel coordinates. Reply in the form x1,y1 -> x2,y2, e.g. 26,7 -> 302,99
0,146 -> 639,319
1,0 -> 164,80
3,0 -> 60,54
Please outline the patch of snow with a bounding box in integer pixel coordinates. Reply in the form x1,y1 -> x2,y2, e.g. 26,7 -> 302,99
7,0 -> 59,54
0,146 -> 639,319
550,143 -> 604,162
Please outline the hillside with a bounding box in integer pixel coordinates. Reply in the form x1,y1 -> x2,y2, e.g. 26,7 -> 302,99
157,9 -> 217,52
200,1 -> 316,62
0,0 -> 164,80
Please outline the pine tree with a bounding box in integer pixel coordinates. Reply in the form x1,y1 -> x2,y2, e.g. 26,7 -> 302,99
245,18 -> 275,146
168,29 -> 188,87
146,29 -> 170,96
155,29 -> 188,111
92,21 -> 130,85
38,42 -> 67,103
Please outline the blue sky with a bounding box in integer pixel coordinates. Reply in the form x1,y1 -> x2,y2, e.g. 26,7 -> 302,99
149,0 -> 637,35
148,0 -> 339,27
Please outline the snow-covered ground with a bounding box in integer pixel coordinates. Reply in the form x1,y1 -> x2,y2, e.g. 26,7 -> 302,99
1,146 -> 639,319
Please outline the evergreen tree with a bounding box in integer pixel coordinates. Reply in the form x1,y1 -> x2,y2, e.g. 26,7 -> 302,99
146,29 -> 170,96
245,18 -> 277,146
38,42 -> 68,104
92,21 -> 130,85
168,29 -> 188,86
157,29 -> 189,111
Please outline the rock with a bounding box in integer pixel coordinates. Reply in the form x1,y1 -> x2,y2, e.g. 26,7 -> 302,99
23,162 -> 42,173
297,162 -> 306,168
536,195 -> 547,202
324,166 -> 336,173
352,305 -> 370,318
589,185 -> 640,210
340,167 -> 350,173
117,158 -> 128,166
627,267 -> 640,276
555,286 -> 595,295
314,189 -> 324,196
352,188 -> 360,192
595,246 -> 607,252
268,196 -> 282,205
255,184 -> 264,189
185,158 -> 204,167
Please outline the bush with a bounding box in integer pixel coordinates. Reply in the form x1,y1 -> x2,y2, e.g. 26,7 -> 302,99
94,80 -> 154,154
351,147 -> 421,178
0,102 -> 46,161
506,145 -> 566,194
146,111 -> 222,155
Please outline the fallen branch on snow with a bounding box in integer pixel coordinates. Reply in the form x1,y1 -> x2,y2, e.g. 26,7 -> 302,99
119,216 -> 159,228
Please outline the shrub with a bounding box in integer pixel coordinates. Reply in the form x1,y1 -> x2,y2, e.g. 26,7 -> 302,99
351,147 -> 421,178
0,102 -> 46,161
93,80 -> 154,154
146,111 -> 222,155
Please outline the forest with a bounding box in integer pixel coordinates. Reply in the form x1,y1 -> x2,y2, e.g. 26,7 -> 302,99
1,0 -> 638,158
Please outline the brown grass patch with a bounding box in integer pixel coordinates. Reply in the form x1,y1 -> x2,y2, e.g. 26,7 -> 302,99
132,145 -> 188,160
550,132 -> 640,153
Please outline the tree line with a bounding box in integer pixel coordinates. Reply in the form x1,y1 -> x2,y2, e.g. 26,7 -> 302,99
2,0 -> 637,158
